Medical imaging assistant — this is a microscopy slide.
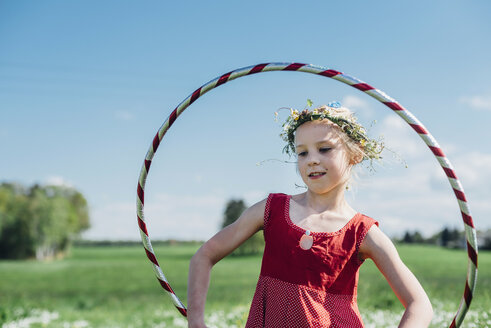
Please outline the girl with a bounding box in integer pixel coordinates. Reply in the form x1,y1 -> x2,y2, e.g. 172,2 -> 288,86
187,102 -> 433,327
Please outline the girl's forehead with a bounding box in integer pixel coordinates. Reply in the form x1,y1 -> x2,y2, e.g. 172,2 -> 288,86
295,121 -> 341,144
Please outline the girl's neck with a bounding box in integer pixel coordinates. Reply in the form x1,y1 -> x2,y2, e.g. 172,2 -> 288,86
301,185 -> 353,216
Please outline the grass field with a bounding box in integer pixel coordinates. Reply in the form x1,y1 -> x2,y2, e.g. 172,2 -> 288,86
0,244 -> 489,327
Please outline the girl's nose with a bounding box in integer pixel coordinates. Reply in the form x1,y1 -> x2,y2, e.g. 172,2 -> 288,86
307,153 -> 320,165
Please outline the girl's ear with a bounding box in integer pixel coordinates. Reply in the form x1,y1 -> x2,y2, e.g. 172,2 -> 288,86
350,152 -> 364,165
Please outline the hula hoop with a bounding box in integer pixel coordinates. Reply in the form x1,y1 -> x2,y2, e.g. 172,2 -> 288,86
136,63 -> 478,327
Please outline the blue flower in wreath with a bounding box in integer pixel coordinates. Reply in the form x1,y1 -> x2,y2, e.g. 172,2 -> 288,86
327,101 -> 341,108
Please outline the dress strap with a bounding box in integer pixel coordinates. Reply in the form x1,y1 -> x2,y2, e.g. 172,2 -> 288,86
263,193 -> 274,230
263,193 -> 288,240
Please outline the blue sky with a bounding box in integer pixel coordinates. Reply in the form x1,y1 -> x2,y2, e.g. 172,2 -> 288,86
1,1 -> 490,241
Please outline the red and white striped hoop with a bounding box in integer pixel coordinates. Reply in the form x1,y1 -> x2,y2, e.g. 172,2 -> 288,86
136,63 -> 477,327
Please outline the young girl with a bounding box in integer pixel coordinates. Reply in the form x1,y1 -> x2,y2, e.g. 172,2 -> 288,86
187,102 -> 433,327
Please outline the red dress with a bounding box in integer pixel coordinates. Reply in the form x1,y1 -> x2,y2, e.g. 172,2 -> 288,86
246,193 -> 378,328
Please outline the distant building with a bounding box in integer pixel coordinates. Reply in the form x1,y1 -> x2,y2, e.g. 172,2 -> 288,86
476,230 -> 491,250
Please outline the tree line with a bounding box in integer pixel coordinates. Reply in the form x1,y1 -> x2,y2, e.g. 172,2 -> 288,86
0,182 -> 90,260
398,227 -> 462,247
397,227 -> 491,250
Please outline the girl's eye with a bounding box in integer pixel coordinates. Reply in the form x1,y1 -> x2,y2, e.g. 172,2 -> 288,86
319,147 -> 331,153
297,151 -> 307,157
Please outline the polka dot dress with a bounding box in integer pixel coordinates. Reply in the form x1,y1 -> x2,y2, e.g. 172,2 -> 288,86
245,193 -> 378,328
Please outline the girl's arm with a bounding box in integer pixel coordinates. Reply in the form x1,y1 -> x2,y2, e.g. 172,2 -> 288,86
359,225 -> 433,328
187,198 -> 266,328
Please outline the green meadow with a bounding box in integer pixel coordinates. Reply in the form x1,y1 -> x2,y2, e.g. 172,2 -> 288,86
0,244 -> 489,327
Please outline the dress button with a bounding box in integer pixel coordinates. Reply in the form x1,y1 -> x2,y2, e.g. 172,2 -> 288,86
299,230 -> 314,250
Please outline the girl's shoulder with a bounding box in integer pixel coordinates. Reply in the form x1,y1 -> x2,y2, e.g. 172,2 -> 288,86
356,213 -> 379,227
264,192 -> 290,209
357,215 -> 384,260
268,192 -> 290,198
353,213 -> 379,240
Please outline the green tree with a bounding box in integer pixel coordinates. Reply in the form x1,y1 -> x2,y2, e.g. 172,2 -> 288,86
0,183 -> 35,259
441,227 -> 450,247
402,231 -> 413,244
221,199 -> 264,256
222,199 -> 247,228
0,182 -> 90,260
412,231 -> 424,244
400,230 -> 425,244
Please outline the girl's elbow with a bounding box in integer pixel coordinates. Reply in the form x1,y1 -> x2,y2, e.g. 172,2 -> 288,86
408,297 -> 433,325
421,305 -> 434,327
191,243 -> 219,267
190,248 -> 206,266
419,292 -> 434,321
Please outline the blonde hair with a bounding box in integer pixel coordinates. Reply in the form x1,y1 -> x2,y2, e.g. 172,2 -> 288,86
283,104 -> 382,164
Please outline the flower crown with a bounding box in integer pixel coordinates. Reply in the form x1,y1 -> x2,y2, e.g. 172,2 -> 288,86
278,100 -> 384,162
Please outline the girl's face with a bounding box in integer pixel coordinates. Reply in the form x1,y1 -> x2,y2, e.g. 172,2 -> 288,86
295,120 -> 353,195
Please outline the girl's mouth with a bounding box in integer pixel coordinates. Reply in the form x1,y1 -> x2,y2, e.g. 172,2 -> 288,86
308,172 -> 326,179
